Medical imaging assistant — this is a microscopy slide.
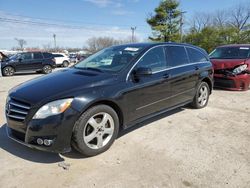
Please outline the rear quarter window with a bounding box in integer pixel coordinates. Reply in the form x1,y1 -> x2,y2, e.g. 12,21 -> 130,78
43,52 -> 53,59
33,52 -> 43,59
186,47 -> 208,63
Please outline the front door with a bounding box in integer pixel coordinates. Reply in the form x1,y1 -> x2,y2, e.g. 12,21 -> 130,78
124,46 -> 172,123
15,53 -> 33,72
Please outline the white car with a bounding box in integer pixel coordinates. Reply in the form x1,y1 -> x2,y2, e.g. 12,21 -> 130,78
52,53 -> 70,67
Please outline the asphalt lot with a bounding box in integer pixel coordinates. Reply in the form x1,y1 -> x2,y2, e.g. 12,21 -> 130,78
0,70 -> 249,188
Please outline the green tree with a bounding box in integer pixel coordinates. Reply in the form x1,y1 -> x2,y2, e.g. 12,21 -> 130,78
147,0 -> 181,42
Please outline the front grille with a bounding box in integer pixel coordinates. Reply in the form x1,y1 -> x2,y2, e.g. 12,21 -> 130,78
6,98 -> 31,122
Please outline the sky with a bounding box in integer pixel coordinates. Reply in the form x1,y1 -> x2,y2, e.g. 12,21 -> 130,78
0,0 -> 247,49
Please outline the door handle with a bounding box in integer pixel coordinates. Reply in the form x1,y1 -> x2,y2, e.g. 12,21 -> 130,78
163,73 -> 170,79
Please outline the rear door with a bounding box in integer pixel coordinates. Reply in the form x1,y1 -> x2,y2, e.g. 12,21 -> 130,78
32,52 -> 44,70
164,45 -> 198,106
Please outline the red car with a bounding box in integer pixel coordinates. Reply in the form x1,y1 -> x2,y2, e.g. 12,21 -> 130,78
210,44 -> 250,91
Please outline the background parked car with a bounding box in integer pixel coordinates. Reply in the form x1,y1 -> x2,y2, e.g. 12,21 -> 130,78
69,54 -> 78,64
209,44 -> 250,91
1,52 -> 56,76
52,53 -> 70,67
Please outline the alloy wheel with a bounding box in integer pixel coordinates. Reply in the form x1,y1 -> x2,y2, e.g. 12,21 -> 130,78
3,67 -> 14,76
198,85 -> 208,107
83,112 -> 114,150
43,65 -> 52,74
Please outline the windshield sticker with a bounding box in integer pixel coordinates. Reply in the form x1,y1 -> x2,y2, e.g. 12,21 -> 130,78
124,47 -> 140,52
240,47 -> 249,50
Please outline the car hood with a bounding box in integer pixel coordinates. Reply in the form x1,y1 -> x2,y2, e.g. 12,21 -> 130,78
211,59 -> 247,70
9,68 -> 117,105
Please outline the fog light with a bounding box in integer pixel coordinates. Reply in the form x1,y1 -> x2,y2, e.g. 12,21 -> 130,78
44,139 -> 53,146
37,138 -> 43,145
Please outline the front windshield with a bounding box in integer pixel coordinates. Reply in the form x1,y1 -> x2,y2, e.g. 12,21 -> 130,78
209,47 -> 250,59
74,45 -> 144,73
9,53 -> 21,61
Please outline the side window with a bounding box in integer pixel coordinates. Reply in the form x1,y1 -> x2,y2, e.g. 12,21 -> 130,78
21,53 -> 32,60
136,47 -> 166,72
33,52 -> 43,59
186,47 -> 207,63
165,46 -> 189,67
53,54 -> 63,57
43,53 -> 52,59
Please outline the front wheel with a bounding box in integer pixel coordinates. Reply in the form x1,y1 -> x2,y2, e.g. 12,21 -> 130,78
2,66 -> 15,76
72,105 -> 119,156
42,65 -> 52,74
191,82 -> 210,109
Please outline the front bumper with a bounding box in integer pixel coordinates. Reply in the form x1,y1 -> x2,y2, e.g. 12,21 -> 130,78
214,73 -> 250,91
6,107 -> 80,153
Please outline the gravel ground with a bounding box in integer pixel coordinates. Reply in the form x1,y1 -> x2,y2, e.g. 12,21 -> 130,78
0,70 -> 249,188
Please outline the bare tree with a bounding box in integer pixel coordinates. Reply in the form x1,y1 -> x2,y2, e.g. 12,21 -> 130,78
189,12 -> 213,32
229,4 -> 250,31
83,36 -> 137,54
213,10 -> 229,27
14,38 -> 27,50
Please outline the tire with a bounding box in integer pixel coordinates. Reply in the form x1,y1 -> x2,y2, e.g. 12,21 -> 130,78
72,105 -> 119,156
191,82 -> 210,109
62,61 -> 69,67
42,65 -> 52,74
2,66 -> 15,76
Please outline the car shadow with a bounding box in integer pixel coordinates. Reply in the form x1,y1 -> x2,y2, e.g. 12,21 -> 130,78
0,107 -> 186,162
13,72 -> 43,76
0,124 -> 64,163
118,107 -> 184,138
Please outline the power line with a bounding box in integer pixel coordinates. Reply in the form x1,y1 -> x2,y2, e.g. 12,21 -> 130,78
0,11 -> 149,29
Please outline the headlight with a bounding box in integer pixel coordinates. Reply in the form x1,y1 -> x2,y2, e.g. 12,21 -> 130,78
33,98 -> 73,119
233,64 -> 248,74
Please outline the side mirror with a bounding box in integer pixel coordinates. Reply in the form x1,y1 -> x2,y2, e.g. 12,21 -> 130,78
135,67 -> 153,76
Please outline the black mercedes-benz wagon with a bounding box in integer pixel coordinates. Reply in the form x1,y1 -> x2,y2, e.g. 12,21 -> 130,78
5,43 -> 213,156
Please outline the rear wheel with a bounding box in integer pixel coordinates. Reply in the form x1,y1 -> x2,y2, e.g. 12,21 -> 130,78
2,66 -> 15,76
62,61 -> 69,67
42,65 -> 52,74
72,105 -> 119,156
191,82 -> 210,109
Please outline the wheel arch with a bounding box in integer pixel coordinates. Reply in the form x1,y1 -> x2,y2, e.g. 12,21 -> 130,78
80,99 -> 124,131
201,77 -> 213,94
2,65 -> 16,75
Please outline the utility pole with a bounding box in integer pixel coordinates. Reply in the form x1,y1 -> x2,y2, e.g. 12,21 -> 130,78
180,11 -> 187,42
167,10 -> 174,42
53,33 -> 56,49
131,27 -> 136,42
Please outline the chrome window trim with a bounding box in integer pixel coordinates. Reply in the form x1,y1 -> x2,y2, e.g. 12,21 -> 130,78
126,44 -> 209,81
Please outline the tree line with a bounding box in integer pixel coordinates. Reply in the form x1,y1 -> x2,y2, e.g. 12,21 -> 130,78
10,0 -> 250,54
147,0 -> 250,52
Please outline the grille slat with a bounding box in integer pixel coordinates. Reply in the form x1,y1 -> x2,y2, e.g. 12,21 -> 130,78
6,98 -> 31,122
9,101 -> 31,110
